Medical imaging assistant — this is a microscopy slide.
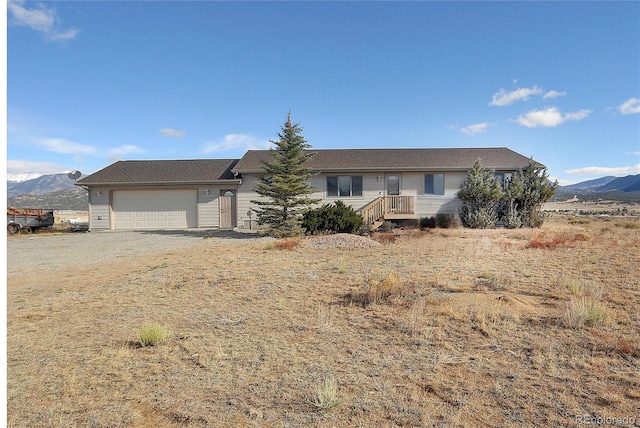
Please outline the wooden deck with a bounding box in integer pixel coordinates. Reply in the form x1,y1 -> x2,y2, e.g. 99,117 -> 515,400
359,196 -> 416,226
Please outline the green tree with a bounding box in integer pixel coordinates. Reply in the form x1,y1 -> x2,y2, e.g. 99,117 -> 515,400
252,114 -> 320,237
458,159 -> 557,229
457,159 -> 504,228
506,160 -> 558,227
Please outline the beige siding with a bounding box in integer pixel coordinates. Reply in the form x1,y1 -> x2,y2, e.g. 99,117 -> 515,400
87,185 -> 241,230
197,188 -> 220,228
88,187 -> 111,230
236,171 -> 471,228
236,175 -> 260,229
415,171 -> 466,216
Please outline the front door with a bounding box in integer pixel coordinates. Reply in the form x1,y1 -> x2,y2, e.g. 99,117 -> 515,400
386,175 -> 400,196
219,190 -> 235,228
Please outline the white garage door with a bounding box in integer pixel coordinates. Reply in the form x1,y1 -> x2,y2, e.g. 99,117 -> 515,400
113,190 -> 197,229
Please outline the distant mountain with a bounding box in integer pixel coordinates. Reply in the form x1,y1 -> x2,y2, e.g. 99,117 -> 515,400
596,175 -> 640,193
7,173 -> 79,198
560,176 -> 617,192
7,188 -> 89,211
7,173 -> 88,210
553,174 -> 640,202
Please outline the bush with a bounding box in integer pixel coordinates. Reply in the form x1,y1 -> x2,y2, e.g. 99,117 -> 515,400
137,323 -> 169,347
458,159 -> 557,229
435,213 -> 456,228
302,201 -> 363,234
420,217 -> 437,229
420,214 -> 456,229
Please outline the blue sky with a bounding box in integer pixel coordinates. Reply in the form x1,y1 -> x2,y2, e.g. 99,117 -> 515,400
6,1 -> 640,185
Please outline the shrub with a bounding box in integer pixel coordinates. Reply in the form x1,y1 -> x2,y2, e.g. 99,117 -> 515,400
365,270 -> 403,305
562,298 -> 612,328
302,200 -> 363,234
308,375 -> 339,410
420,217 -> 437,229
435,213 -> 456,228
137,323 -> 169,347
421,214 -> 457,229
458,159 -> 557,228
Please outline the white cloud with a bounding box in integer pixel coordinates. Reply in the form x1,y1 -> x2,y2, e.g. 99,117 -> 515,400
38,138 -> 97,155
515,107 -> 591,128
7,159 -> 69,181
108,145 -> 145,156
565,164 -> 640,175
618,97 -> 640,115
7,0 -> 79,41
460,123 -> 492,136
489,86 -> 543,107
201,134 -> 271,154
159,128 -> 185,138
543,90 -> 567,100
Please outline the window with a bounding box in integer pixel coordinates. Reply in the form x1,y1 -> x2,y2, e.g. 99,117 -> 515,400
494,172 -> 513,189
327,176 -> 362,197
425,174 -> 445,195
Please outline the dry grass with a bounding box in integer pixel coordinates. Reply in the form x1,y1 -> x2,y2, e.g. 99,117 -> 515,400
137,323 -> 170,347
7,215 -> 640,427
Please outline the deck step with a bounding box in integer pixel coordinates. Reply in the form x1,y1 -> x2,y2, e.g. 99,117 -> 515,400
371,221 -> 384,230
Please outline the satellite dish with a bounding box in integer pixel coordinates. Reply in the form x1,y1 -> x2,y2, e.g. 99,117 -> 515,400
68,170 -> 82,181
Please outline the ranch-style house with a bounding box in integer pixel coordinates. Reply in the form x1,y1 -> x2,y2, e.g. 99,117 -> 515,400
75,147 -> 540,231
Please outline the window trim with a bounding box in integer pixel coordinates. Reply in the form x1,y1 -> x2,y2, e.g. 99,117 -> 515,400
424,173 -> 445,195
326,175 -> 363,197
494,172 -> 513,189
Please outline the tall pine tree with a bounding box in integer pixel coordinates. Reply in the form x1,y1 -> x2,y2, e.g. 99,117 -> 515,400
252,114 -> 320,237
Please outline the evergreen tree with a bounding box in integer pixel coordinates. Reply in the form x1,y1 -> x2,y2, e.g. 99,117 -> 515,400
507,160 -> 558,227
252,114 -> 320,237
458,159 -> 557,229
457,159 -> 503,228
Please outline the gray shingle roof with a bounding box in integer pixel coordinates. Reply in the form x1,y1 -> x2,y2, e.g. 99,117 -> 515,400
233,147 -> 539,173
76,159 -> 240,185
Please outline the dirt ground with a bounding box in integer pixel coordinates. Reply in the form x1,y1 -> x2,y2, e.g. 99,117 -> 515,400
7,216 -> 640,427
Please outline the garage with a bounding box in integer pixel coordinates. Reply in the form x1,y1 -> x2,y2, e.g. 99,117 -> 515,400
112,189 -> 197,230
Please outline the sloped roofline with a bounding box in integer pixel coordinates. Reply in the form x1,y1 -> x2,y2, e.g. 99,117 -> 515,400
232,147 -> 543,174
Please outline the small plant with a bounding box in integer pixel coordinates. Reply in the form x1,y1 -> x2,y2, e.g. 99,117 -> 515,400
365,270 -> 403,305
436,213 -> 456,229
566,279 -> 582,295
308,375 -> 339,410
420,216 -> 437,229
562,298 -> 612,328
137,323 -> 169,347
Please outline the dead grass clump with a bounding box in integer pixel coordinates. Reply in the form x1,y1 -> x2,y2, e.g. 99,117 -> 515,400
562,298 -> 613,328
372,232 -> 396,244
137,323 -> 170,347
526,232 -> 589,249
349,270 -> 410,306
308,375 -> 339,410
618,221 -> 640,230
591,331 -> 640,357
273,238 -> 300,250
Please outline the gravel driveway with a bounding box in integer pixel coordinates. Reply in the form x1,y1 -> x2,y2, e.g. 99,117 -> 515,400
7,229 -> 262,275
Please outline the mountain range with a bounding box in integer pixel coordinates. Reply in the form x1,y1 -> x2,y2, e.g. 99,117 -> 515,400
7,173 -> 88,210
552,174 -> 640,202
6,173 -> 640,211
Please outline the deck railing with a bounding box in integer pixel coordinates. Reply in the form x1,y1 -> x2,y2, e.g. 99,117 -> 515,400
360,196 -> 386,225
385,195 -> 414,215
359,196 -> 415,224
